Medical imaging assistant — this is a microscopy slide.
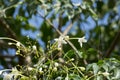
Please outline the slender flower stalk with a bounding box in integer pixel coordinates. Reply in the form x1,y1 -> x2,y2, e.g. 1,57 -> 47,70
0,37 -> 26,49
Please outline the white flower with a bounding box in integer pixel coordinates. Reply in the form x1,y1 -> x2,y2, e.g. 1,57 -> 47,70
78,36 -> 87,47
54,36 -> 68,49
54,36 -> 67,44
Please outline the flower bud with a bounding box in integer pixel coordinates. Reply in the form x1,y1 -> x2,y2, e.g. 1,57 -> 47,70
53,67 -> 57,72
16,42 -> 20,47
54,62 -> 59,67
32,45 -> 37,50
79,67 -> 85,71
102,72 -> 109,76
8,42 -> 13,45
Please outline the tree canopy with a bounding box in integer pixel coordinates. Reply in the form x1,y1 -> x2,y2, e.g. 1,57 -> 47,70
0,0 -> 120,80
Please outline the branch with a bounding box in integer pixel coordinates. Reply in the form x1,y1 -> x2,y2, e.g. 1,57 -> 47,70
58,14 -> 62,31
105,30 -> 120,58
0,18 -> 17,39
37,11 -> 62,35
37,11 -> 87,64
0,55 -> 17,59
37,11 -> 79,53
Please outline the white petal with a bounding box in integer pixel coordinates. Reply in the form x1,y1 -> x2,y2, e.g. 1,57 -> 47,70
62,40 -> 67,44
0,71 -> 2,75
54,38 -> 58,41
80,42 -> 82,47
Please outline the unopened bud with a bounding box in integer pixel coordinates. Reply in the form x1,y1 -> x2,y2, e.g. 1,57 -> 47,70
79,67 -> 85,71
28,67 -> 33,71
65,36 -> 69,40
70,58 -> 74,61
53,67 -> 57,72
102,72 -> 109,76
16,42 -> 20,47
54,62 -> 59,67
32,45 -> 37,50
8,42 -> 13,45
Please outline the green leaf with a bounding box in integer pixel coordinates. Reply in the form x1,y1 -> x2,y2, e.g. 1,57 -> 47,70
86,64 -> 93,71
102,64 -> 109,72
113,68 -> 120,79
92,63 -> 99,74
64,50 -> 75,58
87,48 -> 95,52
97,60 -> 104,65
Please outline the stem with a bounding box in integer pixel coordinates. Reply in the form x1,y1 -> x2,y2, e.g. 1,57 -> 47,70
37,11 -> 62,35
4,1 -> 24,11
71,62 -> 86,79
105,30 -> 120,58
0,37 -> 26,49
0,18 -> 17,39
69,38 -> 79,40
87,73 -> 101,80
0,69 -> 12,72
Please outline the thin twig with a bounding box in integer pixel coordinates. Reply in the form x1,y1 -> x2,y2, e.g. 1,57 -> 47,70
105,30 -> 120,58
37,11 -> 62,35
0,55 -> 17,58
63,22 -> 73,35
3,1 -> 23,11
0,37 -> 25,49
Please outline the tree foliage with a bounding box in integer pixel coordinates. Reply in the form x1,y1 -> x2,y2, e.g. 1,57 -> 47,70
0,0 -> 120,80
